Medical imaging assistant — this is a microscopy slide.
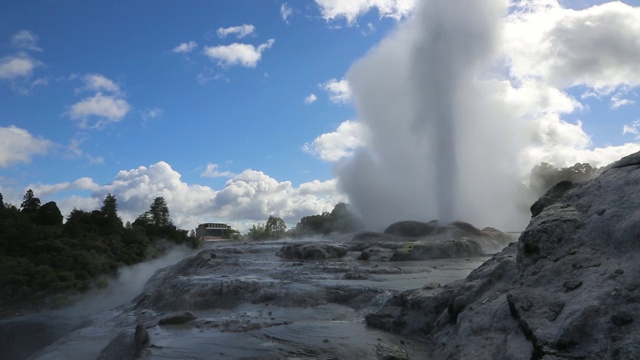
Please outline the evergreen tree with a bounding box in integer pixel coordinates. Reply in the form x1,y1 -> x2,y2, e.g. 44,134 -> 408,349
35,201 -> 63,226
147,196 -> 171,227
0,192 -> 5,220
20,189 -> 41,214
100,193 -> 123,234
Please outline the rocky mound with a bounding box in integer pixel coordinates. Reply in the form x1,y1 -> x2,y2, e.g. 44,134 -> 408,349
350,220 -> 513,261
366,151 -> 640,359
276,243 -> 348,260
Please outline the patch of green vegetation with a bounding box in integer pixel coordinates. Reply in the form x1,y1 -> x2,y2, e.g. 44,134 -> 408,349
0,191 -> 199,314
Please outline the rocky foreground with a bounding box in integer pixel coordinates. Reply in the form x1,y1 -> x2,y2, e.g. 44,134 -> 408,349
9,216 -> 513,359
367,152 -> 640,359
8,151 -> 640,359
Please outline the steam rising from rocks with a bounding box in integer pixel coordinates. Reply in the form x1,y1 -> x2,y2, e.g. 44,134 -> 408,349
337,0 -> 529,230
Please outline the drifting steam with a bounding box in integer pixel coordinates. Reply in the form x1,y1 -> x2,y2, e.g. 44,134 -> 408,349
337,0 -> 529,230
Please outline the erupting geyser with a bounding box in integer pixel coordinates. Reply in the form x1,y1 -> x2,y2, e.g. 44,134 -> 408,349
337,0 -> 528,230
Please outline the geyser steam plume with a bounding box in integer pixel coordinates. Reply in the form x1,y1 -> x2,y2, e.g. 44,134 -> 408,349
337,0 -> 528,230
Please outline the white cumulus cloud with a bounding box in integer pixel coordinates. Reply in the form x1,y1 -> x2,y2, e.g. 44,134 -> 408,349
504,1 -> 640,92
0,126 -> 53,167
303,120 -> 366,162
203,39 -> 275,68
212,169 -> 345,226
17,161 -> 346,232
83,162 -> 345,231
315,0 -> 415,24
68,92 -> 131,127
68,73 -> 130,128
0,55 -> 40,80
322,78 -> 351,104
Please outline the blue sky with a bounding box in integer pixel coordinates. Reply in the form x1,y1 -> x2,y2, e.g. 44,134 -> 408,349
2,0 -> 640,231
1,1 -> 384,186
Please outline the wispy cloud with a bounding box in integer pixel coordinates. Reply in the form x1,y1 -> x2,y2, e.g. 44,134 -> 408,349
11,30 -> 42,52
304,93 -> 317,104
217,24 -> 255,39
200,163 -> 235,178
172,41 -> 198,54
141,108 -> 163,122
28,177 -> 101,198
196,68 -> 229,85
68,136 -> 105,164
1,31 -> 45,94
281,3 -> 293,23
623,120 -> 640,139
611,92 -> 635,109
78,73 -> 121,94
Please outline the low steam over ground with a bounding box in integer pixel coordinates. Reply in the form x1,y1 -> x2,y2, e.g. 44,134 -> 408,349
59,246 -> 196,319
336,0 -> 640,231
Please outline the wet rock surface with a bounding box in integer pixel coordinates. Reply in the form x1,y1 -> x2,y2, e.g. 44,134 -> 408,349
0,314 -> 77,360
367,151 -> 640,359
21,219 -> 513,359
95,323 -> 149,360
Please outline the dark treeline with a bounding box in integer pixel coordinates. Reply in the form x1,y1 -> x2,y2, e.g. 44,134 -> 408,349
0,190 -> 198,315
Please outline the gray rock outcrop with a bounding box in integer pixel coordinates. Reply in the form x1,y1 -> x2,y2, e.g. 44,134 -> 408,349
367,151 -> 640,359
158,312 -> 197,325
351,220 -> 513,261
277,243 -> 348,260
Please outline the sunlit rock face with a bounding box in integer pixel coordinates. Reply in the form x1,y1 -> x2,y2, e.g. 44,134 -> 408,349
367,150 -> 640,359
